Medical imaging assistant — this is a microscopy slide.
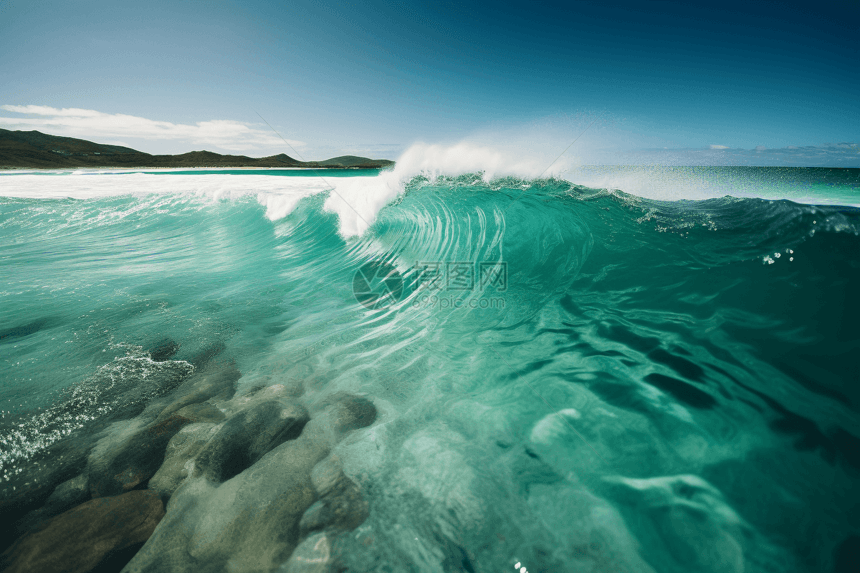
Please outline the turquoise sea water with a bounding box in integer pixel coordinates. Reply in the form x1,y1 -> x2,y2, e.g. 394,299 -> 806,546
1,165 -> 859,572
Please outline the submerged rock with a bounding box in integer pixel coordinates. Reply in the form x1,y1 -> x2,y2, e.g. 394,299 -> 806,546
601,474 -> 757,573
87,363 -> 241,498
122,394 -> 378,573
97,357 -> 195,423
86,363 -> 241,492
1,490 -> 164,573
14,473 -> 91,537
123,422 -> 325,572
193,399 -> 309,482
173,402 -> 225,424
152,385 -> 307,499
0,434 -> 91,553
0,318 -> 53,345
279,531 -> 339,573
152,363 -> 240,423
0,360 -> 198,514
148,423 -> 216,500
0,355 -> 238,558
88,413 -> 192,498
299,455 -> 369,536
316,392 -> 377,439
188,341 -> 227,370
44,473 -> 90,511
147,338 -> 180,362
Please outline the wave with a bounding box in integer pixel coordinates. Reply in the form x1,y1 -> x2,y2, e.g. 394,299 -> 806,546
2,143 -> 859,235
2,159 -> 859,572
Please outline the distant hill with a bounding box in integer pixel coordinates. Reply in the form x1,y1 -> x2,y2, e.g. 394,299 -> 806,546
0,129 -> 395,169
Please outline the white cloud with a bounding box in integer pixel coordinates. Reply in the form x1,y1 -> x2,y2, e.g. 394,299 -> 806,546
3,105 -> 104,118
0,105 -> 303,153
710,144 -> 729,149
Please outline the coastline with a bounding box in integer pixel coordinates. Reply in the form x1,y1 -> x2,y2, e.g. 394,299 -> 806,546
0,129 -> 396,170
0,166 -> 389,171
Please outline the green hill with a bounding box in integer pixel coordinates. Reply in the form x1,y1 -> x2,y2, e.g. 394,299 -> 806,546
0,129 -> 395,169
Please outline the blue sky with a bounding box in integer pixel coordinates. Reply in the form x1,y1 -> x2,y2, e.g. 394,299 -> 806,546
1,0 -> 858,164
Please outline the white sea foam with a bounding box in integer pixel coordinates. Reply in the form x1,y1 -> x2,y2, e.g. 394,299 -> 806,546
0,172 -> 331,221
2,144 -> 857,238
0,143 -> 563,237
324,142 -> 562,236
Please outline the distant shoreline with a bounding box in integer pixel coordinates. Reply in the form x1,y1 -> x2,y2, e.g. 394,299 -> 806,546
0,166 -> 387,171
0,129 -> 396,170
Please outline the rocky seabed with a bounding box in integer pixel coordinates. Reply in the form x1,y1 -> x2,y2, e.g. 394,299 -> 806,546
0,343 -> 375,573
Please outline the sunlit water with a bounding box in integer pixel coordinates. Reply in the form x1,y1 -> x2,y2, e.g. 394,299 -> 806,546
1,162 -> 858,572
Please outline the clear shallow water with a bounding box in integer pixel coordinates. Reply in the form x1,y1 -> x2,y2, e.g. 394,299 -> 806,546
1,165 -> 859,572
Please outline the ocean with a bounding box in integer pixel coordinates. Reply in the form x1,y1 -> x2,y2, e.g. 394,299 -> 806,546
0,156 -> 858,572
